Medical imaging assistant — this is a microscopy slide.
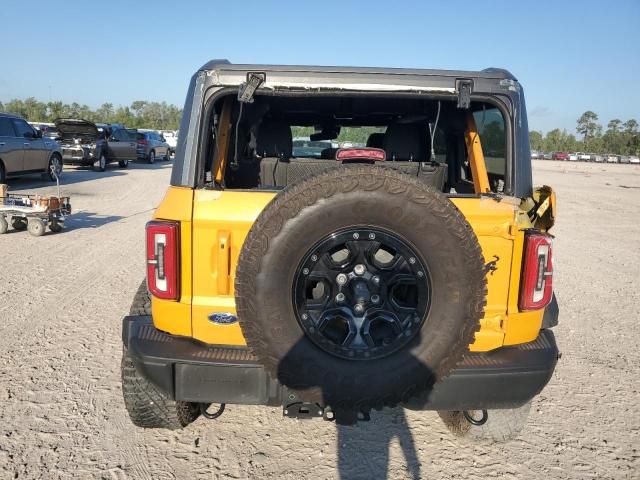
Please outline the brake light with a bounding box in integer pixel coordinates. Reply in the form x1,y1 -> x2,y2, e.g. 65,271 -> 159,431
336,147 -> 386,162
146,221 -> 180,300
138,139 -> 148,145
519,233 -> 553,311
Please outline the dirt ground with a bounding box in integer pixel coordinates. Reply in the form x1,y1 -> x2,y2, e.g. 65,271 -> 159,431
0,159 -> 638,480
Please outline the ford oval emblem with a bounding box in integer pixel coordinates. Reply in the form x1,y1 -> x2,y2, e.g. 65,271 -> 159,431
208,312 -> 238,325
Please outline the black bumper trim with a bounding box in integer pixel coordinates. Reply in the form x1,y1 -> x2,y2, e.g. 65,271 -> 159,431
122,316 -> 559,410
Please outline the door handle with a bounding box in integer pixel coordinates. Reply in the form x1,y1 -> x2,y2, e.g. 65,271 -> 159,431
24,142 -> 30,146
0,142 -> 5,146
216,231 -> 231,295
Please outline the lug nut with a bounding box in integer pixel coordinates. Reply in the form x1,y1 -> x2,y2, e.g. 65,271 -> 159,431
353,304 -> 364,314
371,294 -> 380,304
336,273 -> 348,286
336,292 -> 345,303
372,275 -> 380,285
354,264 -> 366,276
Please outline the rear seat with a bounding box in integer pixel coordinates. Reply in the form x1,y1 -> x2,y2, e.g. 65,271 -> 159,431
258,123 -> 446,191
378,123 -> 447,190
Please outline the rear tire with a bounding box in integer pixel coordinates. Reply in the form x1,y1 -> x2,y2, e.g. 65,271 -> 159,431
121,350 -> 201,430
27,218 -> 45,237
121,281 -> 201,429
118,159 -> 129,168
438,402 -> 532,443
148,150 -> 156,164
164,149 -> 170,161
0,216 -> 7,234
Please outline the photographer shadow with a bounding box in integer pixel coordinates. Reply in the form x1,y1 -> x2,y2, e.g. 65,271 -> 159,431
277,334 -> 434,480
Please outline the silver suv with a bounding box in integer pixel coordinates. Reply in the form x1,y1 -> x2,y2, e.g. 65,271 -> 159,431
136,130 -> 171,164
0,113 -> 62,183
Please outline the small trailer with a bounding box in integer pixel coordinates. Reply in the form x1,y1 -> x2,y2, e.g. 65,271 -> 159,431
0,183 -> 71,237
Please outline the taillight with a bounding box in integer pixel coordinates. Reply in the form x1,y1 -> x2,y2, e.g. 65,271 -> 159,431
146,221 -> 180,300
138,139 -> 148,145
519,232 -> 553,311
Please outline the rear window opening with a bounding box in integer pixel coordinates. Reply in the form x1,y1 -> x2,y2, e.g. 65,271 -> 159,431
200,93 -> 507,194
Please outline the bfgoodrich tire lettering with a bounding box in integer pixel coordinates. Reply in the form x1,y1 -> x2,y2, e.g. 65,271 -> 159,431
235,166 -> 487,411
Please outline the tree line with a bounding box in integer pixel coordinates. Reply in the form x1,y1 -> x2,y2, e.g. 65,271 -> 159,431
1,99 -> 638,155
0,97 -> 182,130
530,111 -> 639,155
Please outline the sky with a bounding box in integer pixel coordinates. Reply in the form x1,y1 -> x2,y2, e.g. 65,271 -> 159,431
0,0 -> 638,134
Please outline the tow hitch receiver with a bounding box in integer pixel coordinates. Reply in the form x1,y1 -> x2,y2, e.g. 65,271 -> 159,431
283,402 -> 326,420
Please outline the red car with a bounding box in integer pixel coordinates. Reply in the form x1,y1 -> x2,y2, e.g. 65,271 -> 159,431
553,152 -> 569,161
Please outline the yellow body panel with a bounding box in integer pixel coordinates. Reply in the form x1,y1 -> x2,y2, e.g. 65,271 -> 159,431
151,188 -> 546,351
190,190 -> 277,345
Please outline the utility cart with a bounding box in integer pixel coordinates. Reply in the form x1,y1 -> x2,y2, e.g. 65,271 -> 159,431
0,183 -> 71,237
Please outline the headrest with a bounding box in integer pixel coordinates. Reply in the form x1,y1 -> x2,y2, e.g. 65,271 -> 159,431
320,147 -> 339,159
255,122 -> 292,158
383,124 -> 429,161
366,132 -> 385,149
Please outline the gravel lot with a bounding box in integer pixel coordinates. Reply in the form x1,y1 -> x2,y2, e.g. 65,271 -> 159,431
0,160 -> 638,480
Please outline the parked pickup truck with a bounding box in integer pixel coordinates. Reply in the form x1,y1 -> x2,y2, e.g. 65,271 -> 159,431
55,119 -> 136,171
121,60 -> 560,441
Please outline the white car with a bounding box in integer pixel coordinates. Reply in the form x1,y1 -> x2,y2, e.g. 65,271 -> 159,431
628,156 -> 639,164
568,153 -> 579,161
577,152 -> 591,162
605,155 -> 618,163
160,130 -> 178,154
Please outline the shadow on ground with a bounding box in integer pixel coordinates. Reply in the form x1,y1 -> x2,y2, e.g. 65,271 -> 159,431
336,408 -> 421,480
65,211 -> 124,230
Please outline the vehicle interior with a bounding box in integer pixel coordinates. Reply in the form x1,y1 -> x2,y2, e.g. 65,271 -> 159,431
201,93 -> 507,194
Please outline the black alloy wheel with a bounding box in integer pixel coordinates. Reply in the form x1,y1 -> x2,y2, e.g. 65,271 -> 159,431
293,227 -> 430,360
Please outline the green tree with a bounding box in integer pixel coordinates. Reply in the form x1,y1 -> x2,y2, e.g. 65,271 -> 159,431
576,111 -> 600,143
623,119 -> 638,134
95,103 -> 115,122
529,130 -> 543,151
607,119 -> 622,133
47,101 -> 65,120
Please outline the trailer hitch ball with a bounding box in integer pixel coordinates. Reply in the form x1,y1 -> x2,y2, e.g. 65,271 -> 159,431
463,409 -> 488,426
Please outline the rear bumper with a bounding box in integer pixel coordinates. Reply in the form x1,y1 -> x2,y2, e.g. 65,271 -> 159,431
122,316 -> 559,411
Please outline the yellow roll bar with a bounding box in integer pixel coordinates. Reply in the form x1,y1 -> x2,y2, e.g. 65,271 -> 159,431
464,112 -> 491,194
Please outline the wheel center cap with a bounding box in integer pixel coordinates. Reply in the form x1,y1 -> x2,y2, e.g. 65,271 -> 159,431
351,280 -> 371,303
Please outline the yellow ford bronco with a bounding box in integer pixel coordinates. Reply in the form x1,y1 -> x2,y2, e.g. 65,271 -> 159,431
121,60 -> 559,439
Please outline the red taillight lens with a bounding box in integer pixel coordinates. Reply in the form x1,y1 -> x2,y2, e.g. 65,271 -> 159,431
138,139 -> 148,145
336,147 -> 386,162
519,233 -> 553,311
146,221 -> 179,300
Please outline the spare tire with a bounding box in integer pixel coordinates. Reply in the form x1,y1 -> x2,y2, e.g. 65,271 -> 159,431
236,166 -> 486,411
